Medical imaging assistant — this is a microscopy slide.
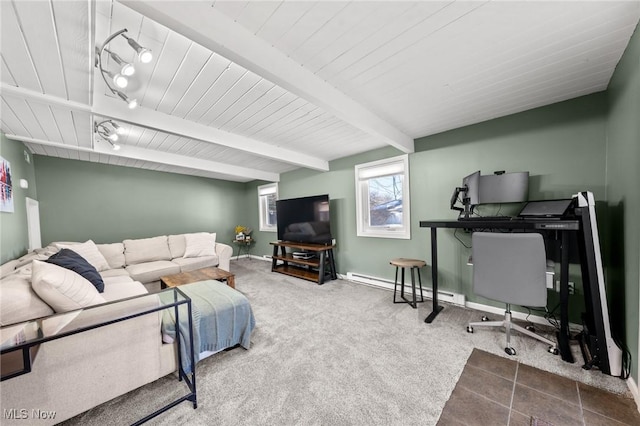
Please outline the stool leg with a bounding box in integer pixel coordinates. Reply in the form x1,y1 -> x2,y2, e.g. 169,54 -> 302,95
393,266 -> 399,303
410,267 -> 417,308
400,267 -> 406,299
417,267 -> 424,302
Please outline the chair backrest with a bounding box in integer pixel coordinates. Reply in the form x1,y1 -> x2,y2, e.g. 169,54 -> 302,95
472,232 -> 548,307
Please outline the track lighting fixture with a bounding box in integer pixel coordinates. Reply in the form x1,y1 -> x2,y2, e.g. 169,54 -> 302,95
96,29 -> 153,109
94,120 -> 124,150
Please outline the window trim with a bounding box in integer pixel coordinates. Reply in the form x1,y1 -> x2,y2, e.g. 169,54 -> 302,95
355,154 -> 410,239
258,183 -> 278,232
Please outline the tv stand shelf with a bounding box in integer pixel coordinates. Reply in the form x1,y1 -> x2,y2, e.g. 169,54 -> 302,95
270,241 -> 337,285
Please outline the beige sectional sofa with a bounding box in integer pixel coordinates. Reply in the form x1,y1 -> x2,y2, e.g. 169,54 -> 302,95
0,232 -> 233,425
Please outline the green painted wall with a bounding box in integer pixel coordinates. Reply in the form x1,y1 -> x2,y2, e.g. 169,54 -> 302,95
0,135 -> 38,263
33,156 -> 248,246
606,24 -> 640,382
248,93 -> 607,286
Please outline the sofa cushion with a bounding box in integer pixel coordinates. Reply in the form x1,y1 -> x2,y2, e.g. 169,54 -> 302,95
46,249 -> 105,293
123,236 -> 171,265
0,272 -> 55,325
103,274 -> 135,286
31,260 -> 106,313
100,268 -> 130,279
102,279 -> 148,302
171,255 -> 219,273
55,240 -> 110,272
1,259 -> 20,279
97,243 -> 126,269
168,234 -> 187,259
183,232 -> 217,258
125,261 -> 180,284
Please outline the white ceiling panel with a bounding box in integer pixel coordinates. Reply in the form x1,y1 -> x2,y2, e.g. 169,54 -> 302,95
2,0 -> 638,183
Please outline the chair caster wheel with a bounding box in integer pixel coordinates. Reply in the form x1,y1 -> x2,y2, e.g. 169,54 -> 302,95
549,347 -> 559,355
481,315 -> 490,322
466,326 -> 474,333
505,347 -> 516,356
526,325 -> 535,332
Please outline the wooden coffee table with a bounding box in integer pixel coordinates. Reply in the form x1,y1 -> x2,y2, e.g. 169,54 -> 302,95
160,267 -> 235,289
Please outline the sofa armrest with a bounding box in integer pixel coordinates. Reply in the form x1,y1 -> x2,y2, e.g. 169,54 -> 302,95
215,243 -> 233,272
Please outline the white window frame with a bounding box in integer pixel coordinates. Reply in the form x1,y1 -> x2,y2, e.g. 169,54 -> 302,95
258,183 -> 278,232
355,154 -> 410,239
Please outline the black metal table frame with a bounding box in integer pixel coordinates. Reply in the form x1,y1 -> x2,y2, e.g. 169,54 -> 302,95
419,218 -> 580,364
0,287 -> 197,424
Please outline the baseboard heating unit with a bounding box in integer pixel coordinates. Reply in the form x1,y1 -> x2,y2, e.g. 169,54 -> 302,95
343,271 -> 466,306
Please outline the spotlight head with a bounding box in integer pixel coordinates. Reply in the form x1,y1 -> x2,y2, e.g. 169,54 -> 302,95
138,49 -> 153,64
108,133 -> 119,142
120,63 -> 135,76
116,91 -> 138,109
127,38 -> 153,63
112,143 -> 121,151
112,73 -> 128,88
112,122 -> 125,135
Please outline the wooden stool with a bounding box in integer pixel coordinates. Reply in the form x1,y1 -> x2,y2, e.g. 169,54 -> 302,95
390,258 -> 426,308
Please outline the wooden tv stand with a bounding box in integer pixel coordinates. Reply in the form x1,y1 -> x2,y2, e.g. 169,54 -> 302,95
270,241 -> 337,284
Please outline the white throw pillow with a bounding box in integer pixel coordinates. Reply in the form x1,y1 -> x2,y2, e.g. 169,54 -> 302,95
55,240 -> 111,272
31,260 -> 106,313
183,233 -> 217,258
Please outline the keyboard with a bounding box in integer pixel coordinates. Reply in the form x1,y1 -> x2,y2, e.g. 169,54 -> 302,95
458,216 -> 513,222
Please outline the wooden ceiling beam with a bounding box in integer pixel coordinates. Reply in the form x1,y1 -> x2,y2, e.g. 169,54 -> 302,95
120,0 -> 415,154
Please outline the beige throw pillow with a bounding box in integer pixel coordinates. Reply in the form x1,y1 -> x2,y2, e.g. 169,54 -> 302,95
183,233 -> 217,258
31,260 -> 106,313
55,240 -> 110,272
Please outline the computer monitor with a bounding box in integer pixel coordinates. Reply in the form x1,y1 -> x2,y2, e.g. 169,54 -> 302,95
450,170 -> 480,218
462,170 -> 481,206
478,171 -> 529,204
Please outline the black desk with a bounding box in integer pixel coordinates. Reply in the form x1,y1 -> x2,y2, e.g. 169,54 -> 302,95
419,218 -> 580,363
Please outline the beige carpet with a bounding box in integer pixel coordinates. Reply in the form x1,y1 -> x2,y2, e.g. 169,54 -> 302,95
62,259 -> 631,425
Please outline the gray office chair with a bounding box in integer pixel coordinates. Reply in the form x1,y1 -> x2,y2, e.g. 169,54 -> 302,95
466,232 -> 558,356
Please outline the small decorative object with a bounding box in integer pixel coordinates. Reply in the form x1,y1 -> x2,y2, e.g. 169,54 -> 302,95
0,156 -> 14,213
235,225 -> 252,241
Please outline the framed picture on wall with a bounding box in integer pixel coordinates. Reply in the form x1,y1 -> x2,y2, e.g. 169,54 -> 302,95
1,156 -> 14,213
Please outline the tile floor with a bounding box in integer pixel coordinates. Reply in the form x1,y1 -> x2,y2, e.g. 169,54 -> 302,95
438,348 -> 640,425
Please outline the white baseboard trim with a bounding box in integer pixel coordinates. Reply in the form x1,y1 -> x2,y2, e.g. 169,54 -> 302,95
231,254 -> 271,261
342,271 -> 582,330
627,376 -> 640,413
342,271 -> 466,306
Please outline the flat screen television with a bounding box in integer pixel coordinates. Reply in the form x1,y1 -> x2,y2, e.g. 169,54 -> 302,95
276,194 -> 332,245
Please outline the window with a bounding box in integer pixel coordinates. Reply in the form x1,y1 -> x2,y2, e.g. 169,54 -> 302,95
258,183 -> 278,232
355,155 -> 410,239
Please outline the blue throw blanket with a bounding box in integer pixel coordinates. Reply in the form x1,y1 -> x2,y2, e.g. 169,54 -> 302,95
159,280 -> 255,374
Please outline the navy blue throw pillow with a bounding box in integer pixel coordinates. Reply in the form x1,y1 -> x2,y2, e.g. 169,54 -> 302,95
46,249 -> 105,293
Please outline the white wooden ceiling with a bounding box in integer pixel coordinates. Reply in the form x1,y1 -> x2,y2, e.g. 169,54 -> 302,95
1,1 -> 639,183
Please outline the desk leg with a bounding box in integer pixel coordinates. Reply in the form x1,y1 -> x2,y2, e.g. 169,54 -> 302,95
318,251 -> 326,285
557,231 -> 574,363
425,228 -> 444,323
